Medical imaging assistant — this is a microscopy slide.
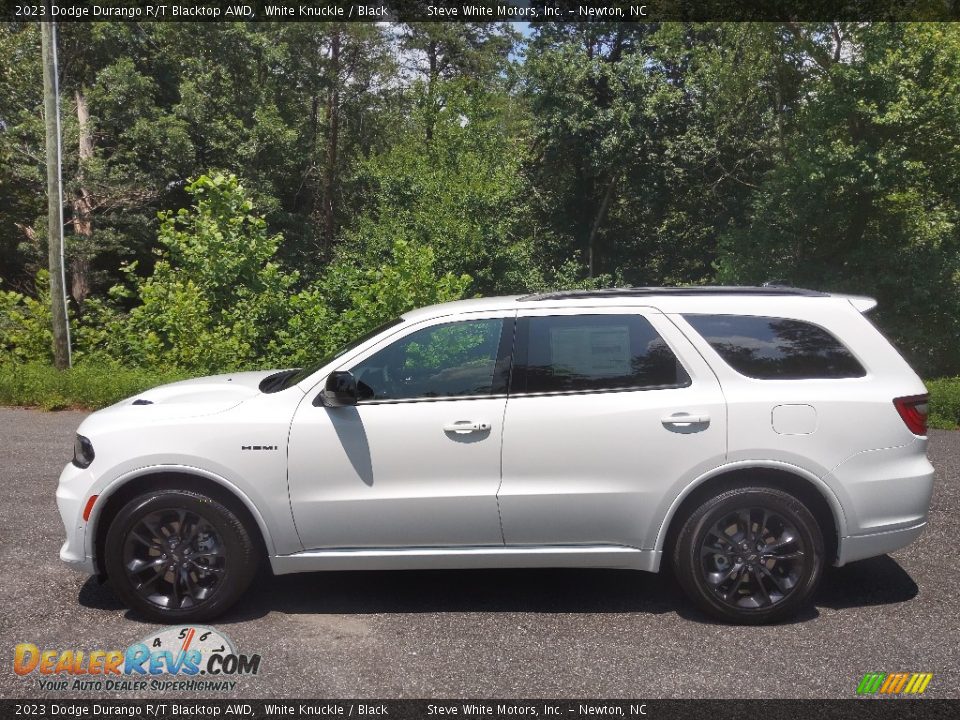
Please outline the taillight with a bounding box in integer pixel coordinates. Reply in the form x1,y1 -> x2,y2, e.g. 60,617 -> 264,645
894,394 -> 928,436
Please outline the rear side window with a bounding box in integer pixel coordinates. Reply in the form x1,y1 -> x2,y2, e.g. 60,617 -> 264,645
684,314 -> 865,379
512,314 -> 690,394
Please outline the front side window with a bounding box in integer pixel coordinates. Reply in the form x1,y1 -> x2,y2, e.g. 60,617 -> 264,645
512,314 -> 690,394
683,314 -> 866,379
349,318 -> 508,401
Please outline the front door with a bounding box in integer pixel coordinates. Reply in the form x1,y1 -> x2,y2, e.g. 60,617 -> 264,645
288,314 -> 513,550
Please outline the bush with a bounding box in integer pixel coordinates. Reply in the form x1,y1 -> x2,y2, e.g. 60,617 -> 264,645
71,174 -> 471,374
89,174 -> 300,374
0,363 -> 188,411
0,271 -> 54,365
928,377 -> 960,430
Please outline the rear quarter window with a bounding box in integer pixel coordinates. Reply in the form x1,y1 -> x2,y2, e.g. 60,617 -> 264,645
683,314 -> 865,380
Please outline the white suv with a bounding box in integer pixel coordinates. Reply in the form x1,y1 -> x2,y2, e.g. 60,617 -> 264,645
57,287 -> 934,624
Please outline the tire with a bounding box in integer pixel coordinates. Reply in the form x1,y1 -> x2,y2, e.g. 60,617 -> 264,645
672,486 -> 824,624
104,489 -> 258,623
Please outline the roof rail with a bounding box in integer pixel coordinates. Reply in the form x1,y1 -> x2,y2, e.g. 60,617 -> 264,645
518,286 -> 830,302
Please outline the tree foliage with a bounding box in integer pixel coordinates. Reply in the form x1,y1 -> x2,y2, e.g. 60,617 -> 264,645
715,23 -> 960,375
71,174 -> 470,374
1,21 -> 958,376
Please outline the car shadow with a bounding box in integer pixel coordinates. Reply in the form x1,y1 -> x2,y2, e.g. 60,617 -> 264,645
78,567 -> 683,622
222,567 -> 686,621
673,554 -> 919,625
816,554 -> 919,609
76,554 -> 918,625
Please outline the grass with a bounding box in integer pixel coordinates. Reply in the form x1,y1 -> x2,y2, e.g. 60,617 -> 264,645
1,362 -> 959,429
927,376 -> 960,430
0,363 -> 189,411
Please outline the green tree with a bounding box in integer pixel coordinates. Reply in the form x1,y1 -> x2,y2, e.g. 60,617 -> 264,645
88,174 -> 298,373
269,239 -> 471,368
0,271 -> 53,365
338,78 -> 535,294
717,23 -> 960,375
523,24 -> 666,281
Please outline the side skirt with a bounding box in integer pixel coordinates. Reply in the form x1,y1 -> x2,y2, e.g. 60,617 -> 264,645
269,545 -> 661,575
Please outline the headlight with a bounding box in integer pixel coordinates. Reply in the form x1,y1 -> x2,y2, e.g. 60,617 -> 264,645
73,434 -> 95,468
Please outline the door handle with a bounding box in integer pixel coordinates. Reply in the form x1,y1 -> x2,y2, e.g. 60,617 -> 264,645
443,420 -> 491,434
661,412 -> 710,427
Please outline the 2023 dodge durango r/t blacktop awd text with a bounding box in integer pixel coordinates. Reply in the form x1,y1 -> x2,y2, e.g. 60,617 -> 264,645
57,287 -> 935,624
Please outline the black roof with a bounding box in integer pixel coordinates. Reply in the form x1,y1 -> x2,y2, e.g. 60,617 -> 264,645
517,286 -> 829,302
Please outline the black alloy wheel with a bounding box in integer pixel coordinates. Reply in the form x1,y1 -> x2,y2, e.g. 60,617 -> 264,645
699,507 -> 807,609
105,489 -> 258,622
673,486 -> 824,624
122,508 -> 227,610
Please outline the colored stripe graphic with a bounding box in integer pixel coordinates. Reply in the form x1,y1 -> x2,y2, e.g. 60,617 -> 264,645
914,674 -> 933,694
892,674 -> 910,693
857,672 -> 932,695
857,673 -> 886,694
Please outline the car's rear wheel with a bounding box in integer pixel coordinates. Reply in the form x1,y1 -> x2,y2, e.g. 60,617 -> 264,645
105,489 -> 257,622
673,486 -> 824,624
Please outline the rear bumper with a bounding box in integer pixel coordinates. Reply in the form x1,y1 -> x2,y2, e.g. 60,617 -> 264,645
836,520 -> 927,566
827,438 -> 933,566
827,440 -> 934,534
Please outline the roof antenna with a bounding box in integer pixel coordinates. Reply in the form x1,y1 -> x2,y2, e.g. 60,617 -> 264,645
762,279 -> 790,287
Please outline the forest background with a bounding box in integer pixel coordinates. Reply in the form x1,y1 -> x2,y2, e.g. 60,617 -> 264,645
1,21 -> 959,424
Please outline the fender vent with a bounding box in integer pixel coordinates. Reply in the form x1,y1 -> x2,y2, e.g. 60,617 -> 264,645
131,399 -> 153,406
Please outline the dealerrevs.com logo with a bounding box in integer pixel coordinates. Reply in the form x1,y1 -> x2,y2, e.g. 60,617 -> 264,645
13,626 -> 260,692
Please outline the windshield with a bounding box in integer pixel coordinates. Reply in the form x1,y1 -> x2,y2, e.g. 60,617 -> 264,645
276,317 -> 404,391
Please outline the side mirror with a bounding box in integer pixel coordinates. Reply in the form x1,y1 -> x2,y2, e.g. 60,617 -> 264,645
319,371 -> 358,407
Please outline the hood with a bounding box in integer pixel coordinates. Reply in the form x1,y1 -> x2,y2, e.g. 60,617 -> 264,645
74,369 -> 305,441
95,370 -> 284,422
132,370 -> 276,407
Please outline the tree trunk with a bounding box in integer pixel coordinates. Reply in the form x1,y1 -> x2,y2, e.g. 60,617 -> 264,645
41,15 -> 71,369
71,88 -> 94,307
587,174 -> 618,279
321,28 -> 341,252
425,39 -> 438,142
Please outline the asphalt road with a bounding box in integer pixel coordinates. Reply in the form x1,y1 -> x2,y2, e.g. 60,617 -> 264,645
1,407 -> 958,699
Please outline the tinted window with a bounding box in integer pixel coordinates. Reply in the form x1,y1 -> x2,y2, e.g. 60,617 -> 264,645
349,319 -> 508,401
512,315 -> 690,394
684,314 -> 865,379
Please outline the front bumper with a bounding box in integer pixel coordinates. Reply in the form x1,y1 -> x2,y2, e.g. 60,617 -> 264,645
59,541 -> 95,574
56,461 -> 97,575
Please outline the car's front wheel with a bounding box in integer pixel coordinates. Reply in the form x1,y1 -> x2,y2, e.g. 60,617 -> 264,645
672,486 -> 824,624
104,489 -> 258,622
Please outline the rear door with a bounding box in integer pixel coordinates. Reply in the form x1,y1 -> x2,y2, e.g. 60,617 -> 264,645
498,307 -> 727,550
